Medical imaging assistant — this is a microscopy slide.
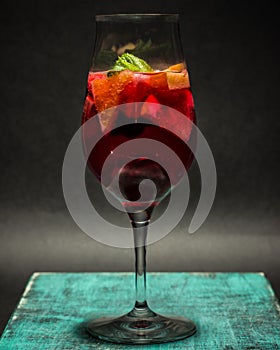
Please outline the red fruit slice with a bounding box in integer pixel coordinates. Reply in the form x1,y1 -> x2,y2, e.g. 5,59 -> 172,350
82,72 -> 105,123
119,80 -> 138,103
140,94 -> 161,120
140,92 -> 194,141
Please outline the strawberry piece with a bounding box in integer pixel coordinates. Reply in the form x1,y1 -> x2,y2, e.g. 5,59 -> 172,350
119,73 -> 150,104
82,72 -> 105,123
155,88 -> 194,120
119,80 -> 138,103
140,90 -> 194,141
158,88 -> 194,141
140,94 -> 161,120
118,73 -> 150,118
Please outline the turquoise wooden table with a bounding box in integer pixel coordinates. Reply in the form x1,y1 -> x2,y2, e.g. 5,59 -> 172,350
0,272 -> 279,349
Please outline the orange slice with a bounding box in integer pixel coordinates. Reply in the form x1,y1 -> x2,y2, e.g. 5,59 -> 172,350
92,70 -> 133,112
166,71 -> 190,90
148,72 -> 168,89
92,70 -> 134,131
166,63 -> 185,72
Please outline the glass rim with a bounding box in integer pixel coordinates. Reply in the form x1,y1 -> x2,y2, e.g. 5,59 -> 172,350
95,14 -> 179,22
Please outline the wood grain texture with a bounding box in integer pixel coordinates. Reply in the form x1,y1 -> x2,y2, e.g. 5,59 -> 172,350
0,272 -> 279,349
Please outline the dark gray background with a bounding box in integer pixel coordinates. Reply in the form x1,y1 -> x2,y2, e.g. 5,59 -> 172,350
0,0 -> 279,335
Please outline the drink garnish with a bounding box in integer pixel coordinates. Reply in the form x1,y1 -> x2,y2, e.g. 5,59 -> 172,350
166,71 -> 190,90
91,58 -> 191,132
110,53 -> 153,73
164,63 -> 190,89
164,63 -> 185,72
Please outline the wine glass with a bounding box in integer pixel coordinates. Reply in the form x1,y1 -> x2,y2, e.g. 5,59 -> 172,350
82,14 -> 196,344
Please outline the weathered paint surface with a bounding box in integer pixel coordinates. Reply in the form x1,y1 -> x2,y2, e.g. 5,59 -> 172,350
0,272 -> 279,349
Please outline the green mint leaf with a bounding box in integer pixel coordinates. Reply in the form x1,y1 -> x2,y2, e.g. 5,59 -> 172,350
111,53 -> 153,73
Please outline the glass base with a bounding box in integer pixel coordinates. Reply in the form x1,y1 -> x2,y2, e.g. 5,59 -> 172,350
87,308 -> 196,344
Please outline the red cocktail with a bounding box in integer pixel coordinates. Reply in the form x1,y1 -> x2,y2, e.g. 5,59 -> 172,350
82,62 -> 195,207
80,14 -> 197,344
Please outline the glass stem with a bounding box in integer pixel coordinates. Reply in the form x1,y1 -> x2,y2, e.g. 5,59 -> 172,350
128,210 -> 155,318
133,220 -> 148,308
